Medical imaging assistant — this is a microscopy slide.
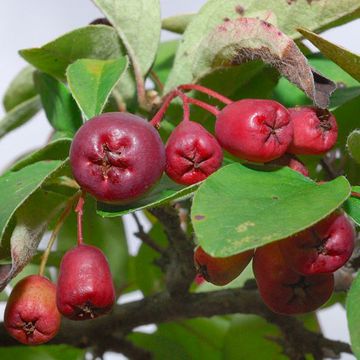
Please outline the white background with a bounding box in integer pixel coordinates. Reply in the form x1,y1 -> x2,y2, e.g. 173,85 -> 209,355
0,1 -> 359,359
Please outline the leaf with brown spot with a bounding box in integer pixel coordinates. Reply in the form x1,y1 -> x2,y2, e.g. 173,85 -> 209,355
192,18 -> 335,108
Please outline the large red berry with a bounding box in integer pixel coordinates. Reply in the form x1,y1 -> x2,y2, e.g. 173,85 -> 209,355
57,244 -> 115,320
194,246 -> 254,286
279,211 -> 355,275
253,243 -> 334,315
165,121 -> 223,185
4,275 -> 61,345
288,107 -> 338,155
70,112 -> 165,204
215,99 -> 292,163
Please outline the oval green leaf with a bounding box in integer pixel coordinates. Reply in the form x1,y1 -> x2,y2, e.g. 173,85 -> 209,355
66,57 -> 128,119
347,272 -> 360,358
347,130 -> 360,163
344,186 -> 360,225
191,164 -> 351,257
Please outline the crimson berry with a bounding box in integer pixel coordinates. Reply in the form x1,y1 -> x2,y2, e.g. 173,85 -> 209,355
165,121 -> 223,185
288,107 -> 338,155
57,244 -> 115,320
4,275 -> 61,345
215,99 -> 292,163
70,112 -> 165,204
253,243 -> 334,315
279,211 -> 355,275
194,246 -> 254,286
267,154 -> 309,176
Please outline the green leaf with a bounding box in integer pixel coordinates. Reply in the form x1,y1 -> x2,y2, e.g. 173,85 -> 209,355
34,72 -> 83,135
344,186 -> 360,225
66,57 -> 128,119
347,271 -> 360,358
57,195 -> 129,291
130,318 -> 230,360
0,96 -> 41,140
191,164 -> 351,257
9,138 -> 72,172
0,345 -> 85,360
347,130 -> 360,163
19,26 -> 124,80
161,13 -> 195,34
97,176 -> 198,217
3,66 -> 37,112
223,315 -> 287,360
298,28 -> 360,82
165,0 -> 360,92
92,0 -> 161,75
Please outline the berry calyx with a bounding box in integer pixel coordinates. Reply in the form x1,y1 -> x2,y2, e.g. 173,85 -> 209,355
288,107 -> 338,155
215,99 -> 293,163
253,243 -> 334,315
70,112 -> 165,204
194,246 -> 254,286
279,211 -> 355,275
4,275 -> 61,345
165,121 -> 223,185
56,244 -> 115,320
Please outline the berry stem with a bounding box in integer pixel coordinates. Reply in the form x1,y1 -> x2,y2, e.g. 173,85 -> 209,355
150,90 -> 179,128
75,191 -> 86,246
186,97 -> 220,116
38,192 -> 81,276
351,191 -> 360,199
178,84 -> 233,105
177,92 -> 191,122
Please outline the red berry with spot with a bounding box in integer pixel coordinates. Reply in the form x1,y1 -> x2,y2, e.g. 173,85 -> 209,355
253,242 -> 334,315
288,107 -> 338,155
279,211 -> 355,275
165,121 -> 223,185
215,99 -> 292,163
267,154 -> 309,176
70,112 -> 165,204
194,246 -> 254,286
57,244 -> 115,320
4,275 -> 61,345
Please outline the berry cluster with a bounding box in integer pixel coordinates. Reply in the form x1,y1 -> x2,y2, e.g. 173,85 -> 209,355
195,210 -> 355,315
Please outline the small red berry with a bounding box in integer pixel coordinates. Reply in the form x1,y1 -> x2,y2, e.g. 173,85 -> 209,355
215,99 -> 292,163
165,121 -> 223,185
267,154 -> 309,176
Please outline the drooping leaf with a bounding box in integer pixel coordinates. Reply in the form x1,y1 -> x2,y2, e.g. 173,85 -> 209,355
57,195 -> 128,291
298,28 -> 360,82
66,57 -> 128,119
165,0 -> 360,92
19,26 -> 124,80
0,345 -> 85,360
344,186 -> 360,225
192,18 -> 335,108
0,96 -> 41,140
3,66 -> 37,112
97,176 -> 198,218
347,130 -> 360,163
191,164 -> 351,257
92,0 -> 161,75
34,72 -> 83,135
347,272 -> 360,358
161,13 -> 195,34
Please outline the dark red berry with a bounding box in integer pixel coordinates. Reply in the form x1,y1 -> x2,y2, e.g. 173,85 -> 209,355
194,246 -> 254,286
57,244 -> 115,320
165,121 -> 223,185
253,243 -> 334,315
70,112 -> 165,204
215,99 -> 292,163
279,211 -> 355,275
267,154 -> 309,176
288,107 -> 338,155
4,275 -> 61,345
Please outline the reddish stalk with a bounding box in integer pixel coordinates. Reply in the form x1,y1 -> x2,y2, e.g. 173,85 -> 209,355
75,191 -> 86,245
186,97 -> 220,116
351,191 -> 360,199
178,84 -> 233,105
150,90 -> 180,128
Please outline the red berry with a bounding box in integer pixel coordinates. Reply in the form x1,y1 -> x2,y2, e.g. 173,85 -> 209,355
70,112 -> 165,204
267,154 -> 309,176
57,244 -> 115,320
194,246 -> 254,286
4,275 -> 61,345
253,243 -> 334,315
215,99 -> 292,163
288,107 -> 338,155
279,211 -> 355,275
165,121 -> 223,185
